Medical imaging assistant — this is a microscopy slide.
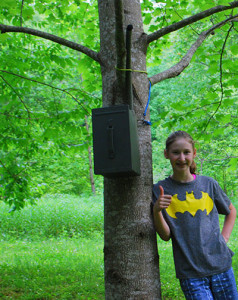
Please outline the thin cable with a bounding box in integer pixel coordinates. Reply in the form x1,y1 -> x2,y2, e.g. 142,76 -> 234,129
143,81 -> 152,125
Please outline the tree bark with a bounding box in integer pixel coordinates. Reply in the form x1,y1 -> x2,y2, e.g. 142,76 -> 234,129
85,116 -> 96,195
98,1 -> 161,299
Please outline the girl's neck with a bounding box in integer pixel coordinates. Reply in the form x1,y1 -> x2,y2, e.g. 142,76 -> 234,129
171,172 -> 194,183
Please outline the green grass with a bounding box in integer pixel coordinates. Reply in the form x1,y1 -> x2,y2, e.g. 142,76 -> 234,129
0,194 -> 104,299
0,195 -> 237,299
0,237 -> 104,299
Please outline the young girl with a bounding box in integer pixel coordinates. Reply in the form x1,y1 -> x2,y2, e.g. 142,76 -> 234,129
153,131 -> 238,299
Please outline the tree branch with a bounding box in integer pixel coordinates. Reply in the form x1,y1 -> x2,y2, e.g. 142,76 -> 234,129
0,159 -> 15,179
0,70 -> 90,114
202,23 -> 234,133
149,15 -> 238,85
0,24 -> 101,63
147,1 -> 238,44
0,74 -> 31,121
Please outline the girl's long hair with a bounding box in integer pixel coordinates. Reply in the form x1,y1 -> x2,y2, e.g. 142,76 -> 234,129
165,131 -> 197,174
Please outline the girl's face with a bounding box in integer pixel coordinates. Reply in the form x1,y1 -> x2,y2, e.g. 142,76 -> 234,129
164,138 -> 196,174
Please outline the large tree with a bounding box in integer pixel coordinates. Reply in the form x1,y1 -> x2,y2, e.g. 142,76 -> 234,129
1,0 -> 238,298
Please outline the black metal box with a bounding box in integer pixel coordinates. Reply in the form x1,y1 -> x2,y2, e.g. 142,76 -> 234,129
92,105 -> 141,177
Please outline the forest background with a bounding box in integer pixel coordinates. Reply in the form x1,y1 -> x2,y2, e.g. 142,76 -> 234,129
0,0 -> 238,205
0,0 -> 238,299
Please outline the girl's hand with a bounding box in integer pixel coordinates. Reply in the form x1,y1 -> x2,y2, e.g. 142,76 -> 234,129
153,185 -> 172,213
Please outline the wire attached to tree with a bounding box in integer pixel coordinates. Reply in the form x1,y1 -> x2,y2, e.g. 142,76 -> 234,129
143,80 -> 152,125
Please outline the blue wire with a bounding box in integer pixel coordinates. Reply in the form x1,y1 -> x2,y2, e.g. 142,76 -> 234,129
143,81 -> 152,125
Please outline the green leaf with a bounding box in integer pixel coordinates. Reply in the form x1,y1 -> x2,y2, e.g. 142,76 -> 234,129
144,14 -> 152,25
0,0 -> 16,8
228,158 -> 238,171
230,44 -> 238,55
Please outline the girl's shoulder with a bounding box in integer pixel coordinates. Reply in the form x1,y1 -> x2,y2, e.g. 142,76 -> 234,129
153,177 -> 171,193
196,175 -> 218,185
154,176 -> 171,186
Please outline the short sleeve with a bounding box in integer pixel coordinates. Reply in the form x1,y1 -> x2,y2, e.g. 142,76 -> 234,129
213,180 -> 231,215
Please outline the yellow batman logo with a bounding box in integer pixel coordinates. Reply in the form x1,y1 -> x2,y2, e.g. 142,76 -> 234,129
166,191 -> 214,219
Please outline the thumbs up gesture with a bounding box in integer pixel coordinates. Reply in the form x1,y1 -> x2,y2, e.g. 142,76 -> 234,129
154,185 -> 172,213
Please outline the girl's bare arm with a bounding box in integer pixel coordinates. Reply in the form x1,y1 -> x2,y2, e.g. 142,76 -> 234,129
222,203 -> 236,243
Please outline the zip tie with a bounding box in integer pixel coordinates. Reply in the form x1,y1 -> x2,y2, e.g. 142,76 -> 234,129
115,66 -> 152,124
143,80 -> 152,125
115,67 -> 148,74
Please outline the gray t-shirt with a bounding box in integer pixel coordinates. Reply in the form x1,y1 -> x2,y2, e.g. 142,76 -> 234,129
153,175 -> 233,279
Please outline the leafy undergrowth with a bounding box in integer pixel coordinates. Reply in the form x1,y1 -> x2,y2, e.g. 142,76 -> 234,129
0,194 -> 103,241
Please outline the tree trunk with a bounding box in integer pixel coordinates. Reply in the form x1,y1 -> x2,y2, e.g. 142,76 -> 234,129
85,115 -> 96,194
98,1 -> 161,298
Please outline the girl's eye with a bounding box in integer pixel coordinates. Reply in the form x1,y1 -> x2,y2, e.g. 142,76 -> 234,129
184,150 -> 191,155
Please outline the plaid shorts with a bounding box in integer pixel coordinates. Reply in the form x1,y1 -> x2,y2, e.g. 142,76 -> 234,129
179,268 -> 238,300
